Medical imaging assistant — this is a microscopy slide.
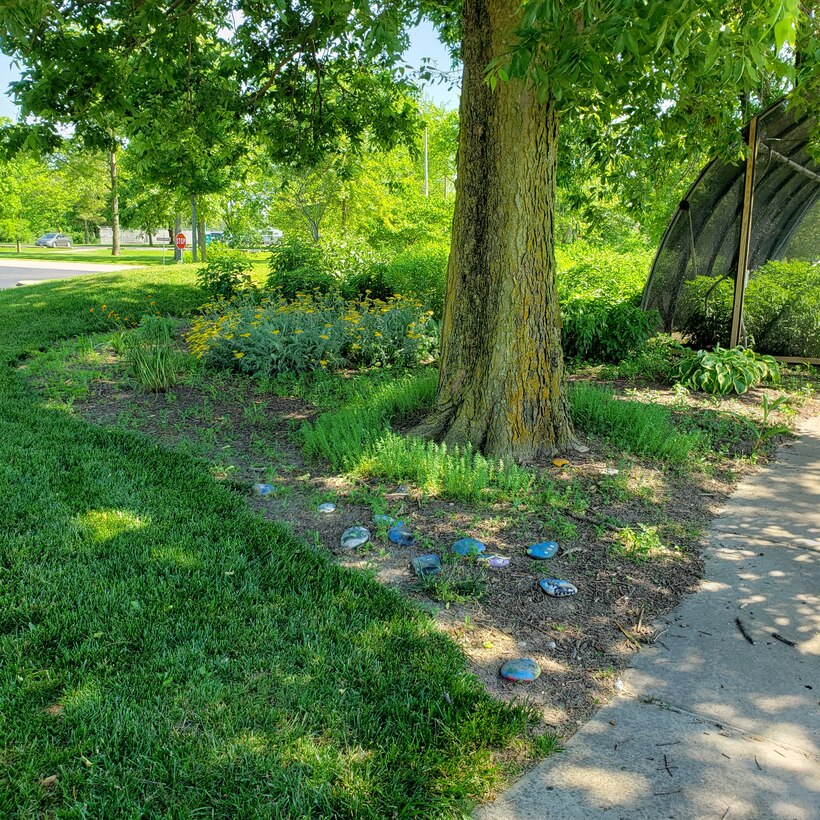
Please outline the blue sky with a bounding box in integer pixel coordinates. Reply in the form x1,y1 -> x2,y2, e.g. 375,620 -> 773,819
0,20 -> 458,121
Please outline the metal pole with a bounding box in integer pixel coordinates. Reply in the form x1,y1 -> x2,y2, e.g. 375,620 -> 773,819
423,127 -> 429,198
174,215 -> 182,263
730,115 -> 759,348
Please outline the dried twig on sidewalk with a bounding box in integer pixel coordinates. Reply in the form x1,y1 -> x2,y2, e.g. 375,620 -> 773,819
735,617 -> 754,644
772,631 -> 796,647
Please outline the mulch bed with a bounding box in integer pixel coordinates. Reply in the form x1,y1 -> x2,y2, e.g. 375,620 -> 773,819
31,362 -> 819,739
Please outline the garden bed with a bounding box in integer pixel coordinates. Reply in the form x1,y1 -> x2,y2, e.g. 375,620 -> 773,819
22,336 -> 818,739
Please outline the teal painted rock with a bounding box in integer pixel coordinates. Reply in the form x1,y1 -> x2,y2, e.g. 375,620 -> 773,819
317,502 -> 336,513
372,514 -> 397,527
500,658 -> 541,683
252,483 -> 274,498
452,538 -> 486,557
388,523 -> 415,547
479,555 -> 510,569
539,578 -> 578,598
411,554 -> 442,578
340,526 -> 370,550
527,541 -> 559,560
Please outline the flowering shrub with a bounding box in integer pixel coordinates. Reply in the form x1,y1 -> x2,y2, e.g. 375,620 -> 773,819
186,294 -> 437,376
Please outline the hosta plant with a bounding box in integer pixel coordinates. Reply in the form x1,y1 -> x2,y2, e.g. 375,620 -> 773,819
673,346 -> 780,396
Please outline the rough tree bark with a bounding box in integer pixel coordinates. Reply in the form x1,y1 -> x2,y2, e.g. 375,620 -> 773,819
413,0 -> 572,462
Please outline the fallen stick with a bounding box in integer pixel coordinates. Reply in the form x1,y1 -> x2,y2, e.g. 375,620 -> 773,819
614,620 -> 642,651
772,632 -> 796,647
735,617 -> 754,644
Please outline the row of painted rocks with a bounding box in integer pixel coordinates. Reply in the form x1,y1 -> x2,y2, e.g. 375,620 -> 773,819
255,485 -> 575,683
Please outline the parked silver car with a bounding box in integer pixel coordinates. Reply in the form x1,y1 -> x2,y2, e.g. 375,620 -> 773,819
35,233 -> 73,248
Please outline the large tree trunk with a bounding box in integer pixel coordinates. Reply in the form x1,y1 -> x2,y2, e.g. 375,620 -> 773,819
109,149 -> 121,257
414,0 -> 572,462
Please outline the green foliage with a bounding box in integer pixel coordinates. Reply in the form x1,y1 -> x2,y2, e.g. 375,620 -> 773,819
611,524 -> 668,563
568,383 -> 705,463
266,236 -> 330,297
197,244 -> 254,299
678,261 -> 820,357
418,557 -> 488,603
385,242 -> 450,319
562,300 -> 658,363
188,293 -> 437,376
300,373 -> 536,501
673,346 -> 780,396
121,314 -> 178,391
556,242 -> 657,362
606,335 -> 688,382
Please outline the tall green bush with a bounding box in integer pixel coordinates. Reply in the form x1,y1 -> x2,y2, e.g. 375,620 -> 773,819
197,244 -> 254,299
385,242 -> 449,319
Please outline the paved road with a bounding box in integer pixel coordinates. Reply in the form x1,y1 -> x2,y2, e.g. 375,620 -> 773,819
0,258 -> 135,290
478,416 -> 820,819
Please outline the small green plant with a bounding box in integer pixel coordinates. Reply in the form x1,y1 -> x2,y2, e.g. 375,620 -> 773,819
673,346 -> 780,396
197,245 -> 254,299
562,299 -> 658,363
122,315 -> 178,392
611,524 -> 666,562
418,556 -> 488,603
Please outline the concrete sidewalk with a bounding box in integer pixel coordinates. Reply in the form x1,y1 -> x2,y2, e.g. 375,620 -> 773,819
478,417 -> 820,820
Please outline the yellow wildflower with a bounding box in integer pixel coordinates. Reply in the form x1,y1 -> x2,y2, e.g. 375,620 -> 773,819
319,334 -> 329,340
271,329 -> 280,335
240,332 -> 251,338
374,332 -> 382,337
233,351 -> 244,359
295,329 -> 303,334
320,360 -> 328,366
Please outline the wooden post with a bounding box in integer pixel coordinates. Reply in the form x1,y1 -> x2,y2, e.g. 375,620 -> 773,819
730,116 -> 759,348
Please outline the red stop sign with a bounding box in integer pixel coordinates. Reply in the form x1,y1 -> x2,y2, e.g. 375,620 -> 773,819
175,232 -> 187,250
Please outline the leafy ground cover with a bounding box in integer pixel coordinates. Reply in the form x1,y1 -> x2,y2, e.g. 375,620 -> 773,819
16,264 -> 818,780
0,267 -> 551,818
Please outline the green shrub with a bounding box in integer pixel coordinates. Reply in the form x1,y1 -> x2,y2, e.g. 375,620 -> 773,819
568,383 -> 705,462
197,244 -> 254,299
673,346 -> 780,396
562,299 -> 658,362
385,242 -> 449,319
608,335 -> 688,381
187,294 -> 438,377
678,260 -> 820,357
122,315 -> 178,392
266,237 -> 334,298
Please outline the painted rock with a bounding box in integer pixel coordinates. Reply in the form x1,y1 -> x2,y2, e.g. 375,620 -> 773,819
527,541 -> 559,560
600,467 -> 620,476
411,554 -> 442,578
539,578 -> 578,598
372,513 -> 397,527
317,502 -> 336,513
388,523 -> 416,547
340,526 -> 370,550
499,658 -> 541,683
452,537 -> 486,557
570,441 -> 590,453
480,555 -> 511,569
252,483 -> 275,498
552,458 -> 570,468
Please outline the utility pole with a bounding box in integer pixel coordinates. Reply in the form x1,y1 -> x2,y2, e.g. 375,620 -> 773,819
424,126 -> 429,198
191,194 -> 198,263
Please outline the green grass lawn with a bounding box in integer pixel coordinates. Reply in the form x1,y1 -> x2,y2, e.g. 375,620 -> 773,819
0,267 -> 541,817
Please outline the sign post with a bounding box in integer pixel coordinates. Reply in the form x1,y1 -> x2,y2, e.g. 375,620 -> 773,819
175,232 -> 187,264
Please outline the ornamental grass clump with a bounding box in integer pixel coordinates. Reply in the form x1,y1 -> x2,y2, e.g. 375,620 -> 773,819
186,294 -> 437,377
122,315 -> 178,392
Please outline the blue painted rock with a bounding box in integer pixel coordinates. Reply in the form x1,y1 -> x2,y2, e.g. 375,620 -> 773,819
499,658 -> 541,683
317,502 -> 337,513
452,537 -> 486,557
372,513 -> 397,527
388,523 -> 416,547
411,554 -> 442,578
539,578 -> 578,597
527,541 -> 559,560
252,483 -> 275,498
480,555 -> 511,569
340,526 -> 370,550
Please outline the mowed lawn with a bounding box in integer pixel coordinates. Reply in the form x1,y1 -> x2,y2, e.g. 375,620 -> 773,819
0,267 -> 536,817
